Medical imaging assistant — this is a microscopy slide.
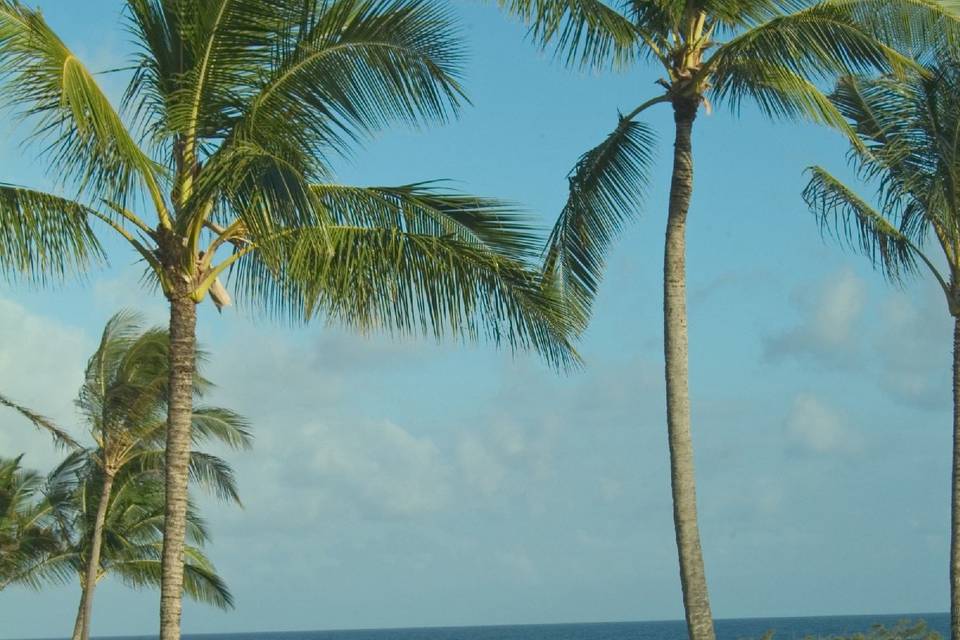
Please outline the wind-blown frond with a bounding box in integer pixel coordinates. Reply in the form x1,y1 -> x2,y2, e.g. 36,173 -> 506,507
711,58 -> 855,132
495,0 -> 642,69
0,185 -> 103,282
189,408 -> 253,451
110,544 -> 234,609
0,392 -> 79,449
233,0 -> 467,152
312,184 -> 544,260
233,224 -> 579,368
544,115 -> 656,329
708,3 -> 920,90
0,0 -> 162,203
803,165 -> 928,283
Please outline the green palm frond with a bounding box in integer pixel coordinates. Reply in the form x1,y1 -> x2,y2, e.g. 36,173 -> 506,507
0,185 -> 104,282
839,0 -> 960,63
189,408 -> 253,451
710,58 -> 855,130
708,3 -> 920,90
543,114 -> 656,329
135,450 -> 243,505
0,0 -> 163,204
110,545 -> 234,609
312,184 -> 544,260
236,0 -> 467,143
495,0 -> 643,69
233,223 -> 579,368
0,392 -> 79,449
803,165 -> 934,284
0,456 -> 77,590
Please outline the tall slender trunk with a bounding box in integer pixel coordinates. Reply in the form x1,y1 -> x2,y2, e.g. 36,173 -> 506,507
664,97 -> 715,640
159,292 -> 197,640
951,317 -> 960,640
71,471 -> 114,640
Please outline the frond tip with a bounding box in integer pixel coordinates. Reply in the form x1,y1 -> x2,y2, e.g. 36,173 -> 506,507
802,166 -> 920,283
544,115 -> 656,330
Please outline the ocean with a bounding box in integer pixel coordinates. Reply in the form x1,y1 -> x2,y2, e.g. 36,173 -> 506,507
100,614 -> 951,640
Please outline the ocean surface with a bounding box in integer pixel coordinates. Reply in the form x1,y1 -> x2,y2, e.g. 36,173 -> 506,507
97,614 -> 951,640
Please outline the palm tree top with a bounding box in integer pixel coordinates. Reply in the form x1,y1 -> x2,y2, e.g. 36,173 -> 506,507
0,0 -> 579,368
497,0 -> 954,99
804,58 -> 960,313
493,0 -> 960,328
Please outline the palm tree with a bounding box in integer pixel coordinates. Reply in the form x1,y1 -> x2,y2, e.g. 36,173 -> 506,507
0,3 -> 576,638
0,454 -> 235,624
67,311 -> 251,640
802,59 -> 960,640
0,455 -> 61,589
493,2 -> 956,639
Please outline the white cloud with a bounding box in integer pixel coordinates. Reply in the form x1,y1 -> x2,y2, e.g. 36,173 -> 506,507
458,437 -> 507,497
0,297 -> 90,467
268,419 -> 452,520
784,393 -> 862,455
874,288 -> 951,410
764,268 -> 866,367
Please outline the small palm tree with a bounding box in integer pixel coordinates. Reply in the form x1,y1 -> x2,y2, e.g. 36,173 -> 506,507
65,311 -> 251,640
802,59 -> 960,640
494,2 -> 956,639
0,3 -> 576,638
0,454 -> 235,627
0,456 -> 61,590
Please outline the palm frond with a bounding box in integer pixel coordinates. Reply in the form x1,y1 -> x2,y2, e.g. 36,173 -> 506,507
544,114 -> 656,329
711,58 -> 856,131
495,0 -> 641,69
802,165 -> 935,284
233,224 -> 580,368
190,407 -> 253,451
0,392 -> 79,449
0,185 -> 104,282
0,0 -> 162,203
708,2 -> 921,88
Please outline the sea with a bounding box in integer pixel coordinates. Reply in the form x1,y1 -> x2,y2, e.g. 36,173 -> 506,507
96,614 -> 952,640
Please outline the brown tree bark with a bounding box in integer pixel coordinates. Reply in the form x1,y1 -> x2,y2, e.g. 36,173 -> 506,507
71,470 -> 114,640
664,97 -> 716,640
952,317 -> 960,640
159,291 -> 197,640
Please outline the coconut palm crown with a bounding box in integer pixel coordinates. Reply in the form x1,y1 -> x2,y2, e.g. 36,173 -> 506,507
0,3 -> 578,639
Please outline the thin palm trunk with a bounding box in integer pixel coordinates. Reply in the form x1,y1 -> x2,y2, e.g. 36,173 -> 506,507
952,317 -> 960,640
664,98 -> 715,640
71,471 -> 114,640
159,292 -> 197,640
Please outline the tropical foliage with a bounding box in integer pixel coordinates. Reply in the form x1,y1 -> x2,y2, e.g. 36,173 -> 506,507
802,57 -> 960,640
0,454 -> 234,605
0,311 -> 249,640
0,4 -> 578,636
493,2 -> 959,640
0,455 -> 61,590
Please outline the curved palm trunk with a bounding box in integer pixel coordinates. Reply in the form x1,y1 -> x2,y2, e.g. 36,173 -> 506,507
159,293 -> 197,640
952,317 -> 960,640
664,98 -> 715,640
71,471 -> 114,640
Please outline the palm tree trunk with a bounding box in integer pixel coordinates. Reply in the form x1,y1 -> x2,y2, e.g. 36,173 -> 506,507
952,317 -> 960,640
71,471 -> 114,640
664,97 -> 715,640
159,292 -> 197,640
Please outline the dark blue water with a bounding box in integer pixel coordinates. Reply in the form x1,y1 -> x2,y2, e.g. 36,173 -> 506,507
102,614 -> 951,640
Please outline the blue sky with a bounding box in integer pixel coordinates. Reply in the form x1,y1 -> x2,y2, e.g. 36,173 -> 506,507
0,1 -> 952,638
